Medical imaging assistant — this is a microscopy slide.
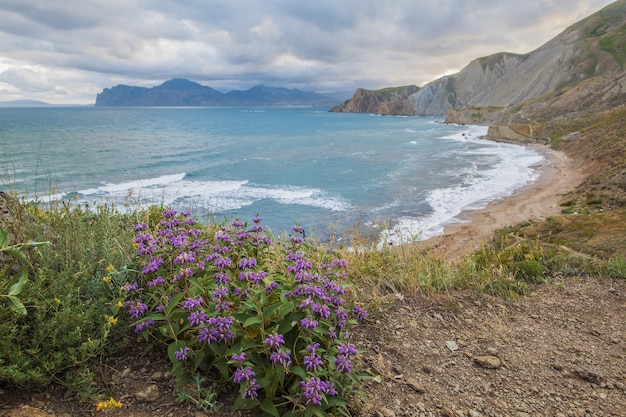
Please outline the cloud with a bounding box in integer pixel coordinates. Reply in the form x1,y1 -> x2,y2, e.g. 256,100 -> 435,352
0,0 -> 617,103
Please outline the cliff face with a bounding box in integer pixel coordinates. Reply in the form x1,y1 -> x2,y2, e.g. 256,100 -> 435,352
329,85 -> 419,115
337,0 -> 626,118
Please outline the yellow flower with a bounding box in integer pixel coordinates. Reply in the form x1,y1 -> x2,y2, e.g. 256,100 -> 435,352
106,265 -> 115,272
96,397 -> 123,411
105,315 -> 118,325
102,276 -> 112,283
116,300 -> 124,308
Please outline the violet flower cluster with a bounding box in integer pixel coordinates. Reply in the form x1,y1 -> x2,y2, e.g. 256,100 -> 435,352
124,211 -> 367,413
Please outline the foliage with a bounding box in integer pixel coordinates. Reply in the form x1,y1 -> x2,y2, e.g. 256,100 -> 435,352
121,209 -> 367,416
0,201 -> 137,398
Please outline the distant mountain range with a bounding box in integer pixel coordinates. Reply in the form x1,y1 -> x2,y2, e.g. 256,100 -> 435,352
95,78 -> 342,107
332,0 -> 626,123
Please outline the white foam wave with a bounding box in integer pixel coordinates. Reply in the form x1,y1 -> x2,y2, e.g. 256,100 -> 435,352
33,172 -> 350,213
379,134 -> 544,246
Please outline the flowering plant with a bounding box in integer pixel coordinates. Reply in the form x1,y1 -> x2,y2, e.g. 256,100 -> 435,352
122,210 -> 367,416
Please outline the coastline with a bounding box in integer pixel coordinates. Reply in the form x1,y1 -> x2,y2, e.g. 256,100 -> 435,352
418,143 -> 587,259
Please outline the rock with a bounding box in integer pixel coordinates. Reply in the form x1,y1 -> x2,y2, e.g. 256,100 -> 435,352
441,406 -> 456,417
574,369 -> 603,384
5,405 -> 54,417
446,341 -> 459,352
486,347 -> 498,356
134,384 -> 160,402
375,407 -> 396,417
406,377 -> 427,394
473,355 -> 502,369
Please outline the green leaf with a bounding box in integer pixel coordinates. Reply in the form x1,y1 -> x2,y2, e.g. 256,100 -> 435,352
242,315 -> 262,328
260,399 -> 280,417
8,268 -> 28,296
216,359 -> 229,379
165,292 -> 185,316
290,365 -> 307,380
7,295 -> 27,315
0,227 -> 9,248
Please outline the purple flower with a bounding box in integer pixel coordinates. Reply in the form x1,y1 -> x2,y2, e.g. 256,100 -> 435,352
243,379 -> 261,399
354,305 -> 368,322
231,352 -> 246,362
232,220 -> 244,227
182,297 -> 203,311
238,257 -> 257,270
188,310 -> 209,326
300,377 -> 337,406
270,349 -> 292,366
197,316 -> 235,344
142,256 -> 164,275
134,223 -> 147,231
128,300 -> 148,319
334,354 -> 352,373
300,317 -> 318,330
264,333 -> 285,348
303,344 -> 323,371
265,281 -> 278,294
175,346 -> 190,361
233,366 -> 255,383
122,282 -> 138,292
174,251 -> 196,264
134,319 -> 154,334
163,209 -> 177,218
252,216 -> 262,223
338,343 -> 357,356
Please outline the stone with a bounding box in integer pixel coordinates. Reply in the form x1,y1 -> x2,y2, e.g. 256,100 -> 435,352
406,377 -> 426,394
441,406 -> 456,417
135,384 -> 160,402
446,341 -> 459,352
473,355 -> 502,369
574,369 -> 603,384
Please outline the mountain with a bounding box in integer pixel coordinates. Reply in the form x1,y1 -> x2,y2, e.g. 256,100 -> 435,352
329,85 -> 419,115
0,99 -> 53,107
95,79 -> 338,106
332,0 -> 626,120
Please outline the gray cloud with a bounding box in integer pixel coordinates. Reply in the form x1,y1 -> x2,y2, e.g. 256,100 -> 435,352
0,0 -> 616,103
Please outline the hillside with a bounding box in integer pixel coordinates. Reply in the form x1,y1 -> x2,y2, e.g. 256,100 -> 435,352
95,78 -> 338,106
334,0 -> 626,118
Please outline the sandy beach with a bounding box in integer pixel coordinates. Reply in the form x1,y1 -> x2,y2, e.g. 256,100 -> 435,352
419,143 -> 587,259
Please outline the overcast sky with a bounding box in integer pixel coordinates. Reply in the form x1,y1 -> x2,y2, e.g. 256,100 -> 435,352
0,0 -> 617,104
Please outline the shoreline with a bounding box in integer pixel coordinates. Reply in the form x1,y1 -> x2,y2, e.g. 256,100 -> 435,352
418,142 -> 587,259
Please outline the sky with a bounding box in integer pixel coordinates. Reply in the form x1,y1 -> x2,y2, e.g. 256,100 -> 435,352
0,0 -> 617,104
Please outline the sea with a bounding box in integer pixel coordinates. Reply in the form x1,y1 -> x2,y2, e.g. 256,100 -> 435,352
0,106 -> 543,243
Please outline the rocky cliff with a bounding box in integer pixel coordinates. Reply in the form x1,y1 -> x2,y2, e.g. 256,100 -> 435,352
336,0 -> 626,119
329,85 -> 419,115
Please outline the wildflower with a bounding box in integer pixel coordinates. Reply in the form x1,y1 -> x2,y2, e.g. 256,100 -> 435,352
188,310 -> 209,326
238,257 -> 257,270
96,397 -> 122,411
303,343 -> 323,371
106,265 -> 116,272
197,316 -> 235,344
121,282 -> 138,292
252,215 -> 262,223
265,281 -> 278,294
102,276 -> 111,283
128,300 -> 148,319
231,352 -> 246,362
264,333 -> 285,348
105,315 -> 118,325
233,366 -> 255,383
134,223 -> 147,231
354,305 -> 368,322
270,349 -> 292,366
182,297 -> 203,311
232,220 -> 245,227
243,379 -> 261,399
174,346 -> 190,361
300,317 -> 318,329
300,377 -> 337,406
134,319 -> 154,333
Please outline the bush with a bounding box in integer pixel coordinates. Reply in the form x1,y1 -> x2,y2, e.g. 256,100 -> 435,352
0,202 -> 136,397
121,210 -> 367,416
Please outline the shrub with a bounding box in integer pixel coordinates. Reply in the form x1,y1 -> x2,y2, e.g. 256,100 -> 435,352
122,210 -> 367,416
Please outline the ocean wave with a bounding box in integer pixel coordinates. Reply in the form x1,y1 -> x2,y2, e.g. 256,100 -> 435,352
379,139 -> 544,245
31,172 -> 350,213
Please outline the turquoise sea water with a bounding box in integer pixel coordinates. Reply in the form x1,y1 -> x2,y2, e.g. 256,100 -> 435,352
0,106 -> 543,241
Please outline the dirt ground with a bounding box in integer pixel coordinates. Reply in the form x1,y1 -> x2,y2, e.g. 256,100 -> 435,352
2,276 -> 624,417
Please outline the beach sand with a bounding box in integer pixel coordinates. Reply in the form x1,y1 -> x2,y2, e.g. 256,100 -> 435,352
419,144 -> 587,260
